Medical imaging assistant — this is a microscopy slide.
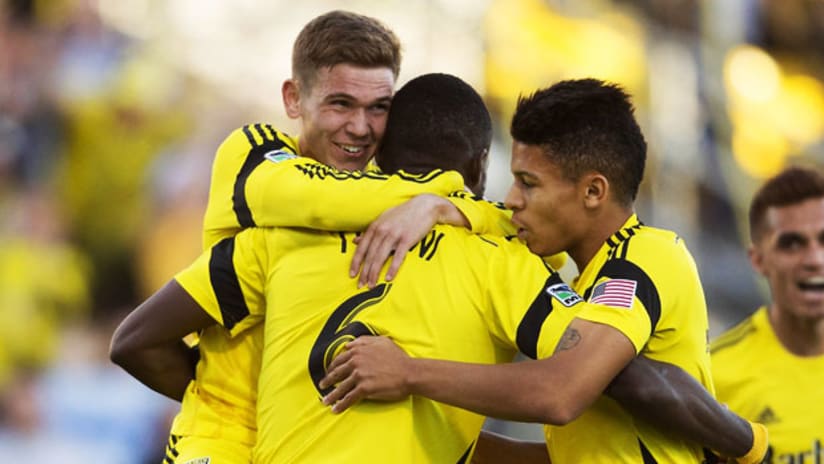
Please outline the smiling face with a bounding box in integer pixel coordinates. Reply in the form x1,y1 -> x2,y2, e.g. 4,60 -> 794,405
504,141 -> 588,259
750,197 -> 824,321
283,63 -> 395,171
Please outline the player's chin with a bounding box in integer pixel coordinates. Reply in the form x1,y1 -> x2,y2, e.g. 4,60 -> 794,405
525,240 -> 551,257
336,154 -> 371,171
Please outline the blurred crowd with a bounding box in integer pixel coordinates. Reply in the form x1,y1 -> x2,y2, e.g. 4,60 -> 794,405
1,0 -> 823,461
0,1 -> 207,461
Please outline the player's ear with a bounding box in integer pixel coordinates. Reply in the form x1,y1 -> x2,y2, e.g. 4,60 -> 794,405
282,79 -> 302,119
582,173 -> 608,208
748,244 -> 767,276
466,148 -> 489,196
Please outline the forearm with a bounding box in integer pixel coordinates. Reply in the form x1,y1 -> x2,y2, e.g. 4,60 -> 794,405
407,358 -> 579,424
109,280 -> 216,401
250,165 -> 465,231
112,339 -> 195,401
606,357 -> 751,457
471,430 -> 550,464
447,192 -> 512,235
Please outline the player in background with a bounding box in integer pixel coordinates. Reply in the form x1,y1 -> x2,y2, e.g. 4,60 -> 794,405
319,79 -> 768,464
115,74 -> 764,463
711,166 -> 824,463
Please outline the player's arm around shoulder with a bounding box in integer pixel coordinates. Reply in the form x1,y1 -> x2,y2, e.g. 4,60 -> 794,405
110,228 -> 269,400
202,124 -> 299,243
245,151 -> 466,233
110,279 -> 217,401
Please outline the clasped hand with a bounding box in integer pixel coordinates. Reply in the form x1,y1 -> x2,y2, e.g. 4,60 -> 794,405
319,336 -> 413,413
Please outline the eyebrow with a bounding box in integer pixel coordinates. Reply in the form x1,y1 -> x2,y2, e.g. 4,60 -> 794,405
324,93 -> 392,104
775,231 -> 806,244
512,170 -> 537,179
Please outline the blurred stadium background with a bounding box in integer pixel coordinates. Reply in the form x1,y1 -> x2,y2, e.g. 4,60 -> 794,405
1,0 -> 822,460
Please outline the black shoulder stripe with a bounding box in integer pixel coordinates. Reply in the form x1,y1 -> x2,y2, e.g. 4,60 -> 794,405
232,124 -> 291,227
619,236 -> 631,259
516,273 -> 563,359
258,123 -> 276,141
209,237 -> 250,330
242,125 -> 257,146
591,259 -> 661,336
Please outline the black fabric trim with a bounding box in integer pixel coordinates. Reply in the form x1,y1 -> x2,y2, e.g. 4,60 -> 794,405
516,273 -> 563,359
308,284 -> 391,396
639,438 -> 658,463
232,124 -> 291,227
456,441 -> 474,464
209,237 -> 250,331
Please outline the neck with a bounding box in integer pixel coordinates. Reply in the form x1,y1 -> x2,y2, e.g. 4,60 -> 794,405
768,305 -> 824,356
569,207 -> 634,271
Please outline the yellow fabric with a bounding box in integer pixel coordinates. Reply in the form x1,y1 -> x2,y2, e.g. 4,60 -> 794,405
175,225 -> 587,463
712,306 -> 824,462
731,421 -> 769,464
168,124 -> 297,447
171,123 -> 486,453
164,433 -> 252,464
203,125 -> 464,245
446,191 -> 568,274
546,214 -> 714,463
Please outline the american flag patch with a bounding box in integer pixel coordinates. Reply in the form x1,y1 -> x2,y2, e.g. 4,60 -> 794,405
589,279 -> 637,308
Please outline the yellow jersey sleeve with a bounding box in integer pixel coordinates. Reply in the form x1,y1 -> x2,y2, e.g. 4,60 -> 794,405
203,123 -> 466,238
446,191 -> 513,235
175,228 -> 270,337
575,295 -> 649,354
447,192 -> 568,268
482,238 -> 584,360
245,161 -> 465,231
202,124 -> 299,248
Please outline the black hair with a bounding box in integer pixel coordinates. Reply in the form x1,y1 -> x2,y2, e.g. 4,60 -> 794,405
750,165 -> 824,242
510,78 -> 647,206
377,73 -> 492,196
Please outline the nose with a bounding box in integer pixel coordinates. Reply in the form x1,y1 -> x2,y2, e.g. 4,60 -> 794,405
805,242 -> 824,268
504,184 -> 523,211
346,108 -> 370,138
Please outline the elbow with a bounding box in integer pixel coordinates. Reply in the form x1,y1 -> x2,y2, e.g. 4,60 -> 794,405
534,398 -> 585,426
109,325 -> 137,369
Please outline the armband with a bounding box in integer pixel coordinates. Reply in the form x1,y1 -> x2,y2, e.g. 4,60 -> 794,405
731,421 -> 768,464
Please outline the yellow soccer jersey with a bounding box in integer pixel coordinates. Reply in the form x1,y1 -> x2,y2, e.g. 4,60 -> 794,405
170,123 -> 299,446
545,214 -> 714,463
712,307 -> 824,462
171,122 -> 475,447
202,125 -> 465,244
175,225 -> 588,464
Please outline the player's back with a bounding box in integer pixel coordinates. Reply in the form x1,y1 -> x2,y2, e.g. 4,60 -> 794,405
254,224 -> 560,463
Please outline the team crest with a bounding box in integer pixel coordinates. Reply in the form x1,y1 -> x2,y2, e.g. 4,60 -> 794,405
264,149 -> 298,163
182,458 -> 210,464
546,283 -> 583,307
